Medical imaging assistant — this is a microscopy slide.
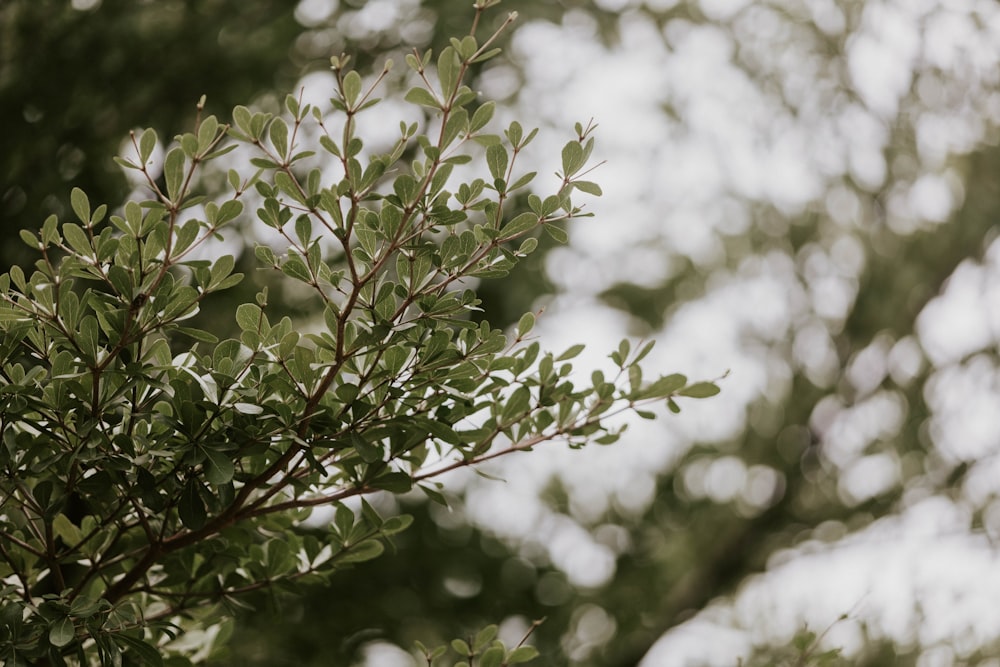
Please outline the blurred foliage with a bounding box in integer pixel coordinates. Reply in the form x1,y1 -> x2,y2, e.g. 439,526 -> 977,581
4,0 -> 1000,665
0,0 -> 303,270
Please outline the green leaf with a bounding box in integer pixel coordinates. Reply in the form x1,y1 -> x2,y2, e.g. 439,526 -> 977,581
437,47 -> 459,95
69,596 -> 102,619
573,180 -> 602,196
381,514 -> 414,536
633,339 -> 656,365
197,114 -> 219,151
139,127 -> 158,163
419,484 -> 449,506
269,118 -> 289,158
217,199 -> 244,224
164,147 -> 186,201
251,157 -> 278,169
295,216 -> 312,247
507,646 -> 540,664
369,472 -> 412,493
173,326 -> 219,344
178,479 -> 206,530
42,213 -> 59,245
486,144 -> 508,181
49,617 -> 75,647
209,254 -> 235,289
343,71 -> 362,107
92,203 -> 108,225
233,105 -> 252,134
469,101 -> 495,133
114,633 -> 164,667
352,433 -> 383,464
70,187 -> 90,224
613,339 -> 631,367
181,133 -> 198,157
453,35 -> 477,60
280,253 -> 312,283
561,140 -> 585,176
628,364 -> 642,392
473,625 -> 498,651
508,171 -> 537,192
19,228 -> 39,249
383,345 -> 410,373
203,449 -> 234,485
472,133 -> 502,147
479,646 -> 504,667
541,195 -> 562,216
338,539 -> 384,564
679,382 -> 721,398
516,312 -> 535,338
556,344 -> 585,361
442,108 -> 469,149
642,374 -> 686,399
502,212 -> 537,238
160,285 -> 199,320
52,514 -> 83,547
543,223 -> 568,244
255,245 -> 276,266
174,219 -> 200,255
472,47 -> 502,63
62,223 -> 92,257
501,386 -> 530,424
235,303 -> 262,332
266,539 -> 295,577
404,87 -> 440,109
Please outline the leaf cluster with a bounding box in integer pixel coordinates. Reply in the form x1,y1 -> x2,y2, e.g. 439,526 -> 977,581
416,621 -> 540,667
0,4 -> 719,664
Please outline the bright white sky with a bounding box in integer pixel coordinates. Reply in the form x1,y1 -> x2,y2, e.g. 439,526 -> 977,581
284,0 -> 1000,664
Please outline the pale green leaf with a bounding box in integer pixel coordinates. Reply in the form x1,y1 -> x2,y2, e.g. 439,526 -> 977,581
643,374 -> 686,399
479,646 -> 504,667
507,646 -> 540,664
62,223 -> 92,257
679,382 -> 721,398
562,140 -> 585,176
70,187 -> 90,224
343,71 -> 362,107
486,144 -> 508,181
269,118 -> 289,158
469,101 -> 495,133
404,87 -> 440,109
573,180 -> 602,196
164,147 -> 186,201
139,127 -> 158,162
517,312 -> 535,338
501,212 -> 537,238
235,303 -> 262,332
49,617 -> 75,648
